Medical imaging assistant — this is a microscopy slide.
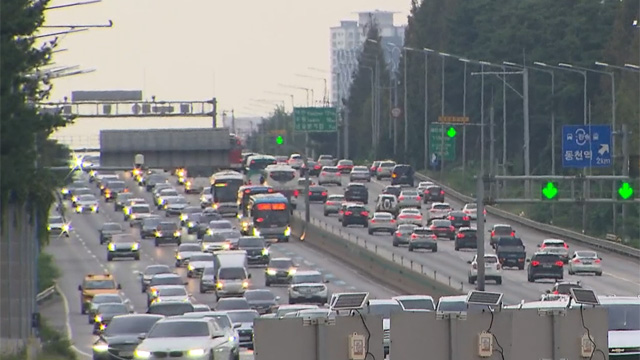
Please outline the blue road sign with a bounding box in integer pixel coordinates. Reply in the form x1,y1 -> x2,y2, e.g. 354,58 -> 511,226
562,125 -> 612,168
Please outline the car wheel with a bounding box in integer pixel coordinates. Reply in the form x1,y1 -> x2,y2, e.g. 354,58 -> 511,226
107,255 -> 113,262
392,241 -> 398,247
265,281 -> 270,287
468,277 -> 475,284
134,254 -> 140,261
454,246 -> 459,251
199,287 -> 205,294
342,221 -> 347,227
408,247 -> 414,252
496,278 -> 502,285
568,269 -> 574,275
527,275 -> 534,283
432,247 -> 437,252
596,272 -> 602,276
81,306 -> 86,315
154,239 -> 159,247
368,229 -> 373,235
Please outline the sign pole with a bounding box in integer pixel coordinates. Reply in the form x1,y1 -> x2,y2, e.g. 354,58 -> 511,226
476,174 -> 486,291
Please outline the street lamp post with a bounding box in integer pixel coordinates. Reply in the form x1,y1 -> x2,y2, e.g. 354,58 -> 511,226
459,58 -> 470,173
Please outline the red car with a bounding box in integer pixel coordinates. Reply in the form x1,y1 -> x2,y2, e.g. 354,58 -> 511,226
337,159 -> 354,174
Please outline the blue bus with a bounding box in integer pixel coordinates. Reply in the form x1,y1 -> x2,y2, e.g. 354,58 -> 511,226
247,193 -> 291,243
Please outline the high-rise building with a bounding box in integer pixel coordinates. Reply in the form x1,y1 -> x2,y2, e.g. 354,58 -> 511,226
330,10 -> 406,106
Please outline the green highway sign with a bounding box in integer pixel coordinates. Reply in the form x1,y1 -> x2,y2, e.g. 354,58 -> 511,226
293,107 -> 337,132
617,181 -> 634,200
429,126 -> 455,161
541,181 -> 559,200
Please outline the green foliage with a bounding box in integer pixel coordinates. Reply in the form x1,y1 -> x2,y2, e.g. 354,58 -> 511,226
39,318 -> 77,360
37,252 -> 59,292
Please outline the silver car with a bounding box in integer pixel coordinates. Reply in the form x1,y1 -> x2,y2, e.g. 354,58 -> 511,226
149,285 -> 190,304
350,166 -> 371,182
200,188 -> 213,208
375,161 -> 396,180
397,190 -> 422,209
74,194 -> 99,213
397,208 -> 423,226
323,194 -> 345,216
368,212 -> 397,235
567,251 -> 603,276
427,202 -> 452,219
187,253 -> 215,278
417,181 -> 434,195
538,239 -> 570,263
318,166 -> 342,186
393,224 -> 417,247
163,196 -> 189,216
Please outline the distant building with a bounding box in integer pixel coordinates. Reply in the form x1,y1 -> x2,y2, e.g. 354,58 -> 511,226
330,10 -> 406,106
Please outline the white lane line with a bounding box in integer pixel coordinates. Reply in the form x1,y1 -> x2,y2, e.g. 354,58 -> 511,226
605,272 -> 640,286
56,284 -> 93,359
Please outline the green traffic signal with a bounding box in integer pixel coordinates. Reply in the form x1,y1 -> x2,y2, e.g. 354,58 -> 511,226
541,182 -> 559,200
276,135 -> 284,145
617,181 -> 634,200
447,127 -> 457,138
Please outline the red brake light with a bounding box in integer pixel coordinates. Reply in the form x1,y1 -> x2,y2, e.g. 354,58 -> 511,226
398,215 -> 406,219
293,190 -> 299,197
326,201 -> 334,205
268,188 -> 274,193
398,196 -> 404,200
321,172 -> 327,175
370,219 -> 376,223
429,225 -> 435,229
491,230 -> 495,237
563,243 -> 568,249
594,259 -> 601,263
361,211 -> 369,216
450,226 -> 455,231
390,219 -> 396,223
395,231 -> 401,236
410,234 -> 418,239
416,195 -> 421,201
511,231 -> 515,237
256,217 -> 264,223
314,165 -> 321,169
345,211 -> 353,216
463,216 -> 470,221
431,234 -> 437,239
321,191 -> 327,196
309,191 -> 312,196
553,290 -> 559,295
531,260 -> 540,266
448,216 -> 455,220
555,261 -> 564,267
244,189 -> 251,193
573,259 -> 580,263
457,233 -> 464,238
251,160 -> 255,164
540,244 -> 547,249
377,168 -> 382,172
440,190 -> 445,195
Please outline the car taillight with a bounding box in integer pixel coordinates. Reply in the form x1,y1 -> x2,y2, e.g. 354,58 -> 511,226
321,192 -> 328,196
531,260 -> 540,266
398,196 -> 404,200
244,189 -> 251,193
416,196 -> 421,201
293,190 -> 299,197
398,215 -> 406,219
463,216 -> 470,221
309,192 -> 313,196
430,225 -> 435,230
555,261 -> 564,267
377,168 -> 382,172
449,216 -> 455,220
392,173 -> 397,178
463,210 -> 470,213
410,234 -> 418,239
450,226 -> 455,231
563,243 -> 569,249
573,259 -> 580,263
345,211 -> 353,216
361,211 -> 369,216
457,233 -> 464,238
390,219 -> 396,223
321,172 -> 327,176
326,201 -> 334,205
540,244 -> 547,249
594,259 -> 601,263
491,230 -> 495,237
553,290 -> 559,295
314,165 -> 321,169
370,219 -> 376,223
256,217 -> 264,223
511,231 -> 515,237
431,234 -> 437,239
395,231 -> 401,236
440,190 -> 445,195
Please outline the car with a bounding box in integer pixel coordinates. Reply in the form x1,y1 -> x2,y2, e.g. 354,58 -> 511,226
344,183 -> 368,204
144,173 -> 168,190
74,194 -> 99,213
454,227 -> 478,251
266,304 -> 320,319
70,187 -> 92,206
307,185 -> 328,202
103,180 -> 127,202
416,181 -> 434,194
138,264 -> 172,293
236,236 -> 270,265
527,252 -> 565,282
265,257 -> 297,286
146,274 -> 186,302
124,204 -> 152,226
368,212 -> 397,235
546,281 -> 583,295
91,314 -> 163,360
447,210 -> 471,228
397,189 -> 422,209
140,216 -> 162,239
184,212 -> 203,234
337,159 -> 355,174
106,234 -> 140,261
184,177 -> 209,194
79,273 -> 121,315
567,250 -> 602,276
179,206 -> 202,226
243,289 -> 279,314
201,229 -> 241,253
489,224 -> 516,248
393,295 -> 436,312
393,224 -> 418,247
288,270 -> 329,304
408,227 -> 437,252
92,302 -> 130,335
96,175 -> 119,194
468,254 -> 503,285
317,166 -> 342,186
179,312 -> 241,358
122,198 -> 146,216
375,160 -> 396,180
538,239 -> 570,263
275,155 -> 288,164
215,297 -> 251,311
341,203 -> 369,228
154,221 -> 181,246
195,212 -> 224,239
423,185 -> 445,203
317,154 -> 335,167
301,159 -> 322,177
163,196 -> 190,216
397,208 -> 423,226
113,192 -> 134,211
200,187 -> 213,208
198,266 -> 217,294
225,310 -> 260,349
350,165 -> 371,182
369,161 -> 381,176
215,266 -> 251,300
154,188 -> 179,208
47,215 -> 70,237
362,299 -> 402,357
427,202 -> 452,219
86,293 -> 127,324
61,180 -> 88,199
146,301 -> 195,317
192,303 -> 211,312
382,185 -> 402,198
187,253 -> 215,278
391,164 -> 414,186
323,194 -> 345,216
375,194 -> 399,216
462,202 -> 486,220
495,237 -> 526,269
288,153 -> 304,169
148,285 -> 190,305
134,318 -> 234,358
436,295 -> 496,313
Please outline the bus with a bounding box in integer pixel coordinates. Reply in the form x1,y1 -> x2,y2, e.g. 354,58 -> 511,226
237,185 -> 275,235
247,193 -> 291,242
210,170 -> 244,216
262,164 -> 299,208
245,155 -> 277,183
229,134 -> 243,170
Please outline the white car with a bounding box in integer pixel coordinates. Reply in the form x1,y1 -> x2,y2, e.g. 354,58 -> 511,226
538,239 -> 570,263
133,318 -> 234,360
462,203 -> 477,220
417,181 -> 434,194
428,202 -> 452,219
156,189 -> 180,208
350,166 -> 371,182
397,190 -> 422,209
47,215 -> 70,237
175,244 -> 204,267
397,208 -> 423,226
288,154 -> 304,169
467,254 -> 502,285
200,188 -> 213,208
567,250 -> 603,276
149,285 -> 190,304
288,270 -> 328,305
75,194 -> 99,213
368,212 -> 397,235
317,166 -> 342,186
393,295 -> 435,312
317,154 -> 335,167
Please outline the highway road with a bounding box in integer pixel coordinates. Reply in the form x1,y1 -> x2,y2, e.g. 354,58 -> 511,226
304,175 -> 640,304
46,171 -> 398,359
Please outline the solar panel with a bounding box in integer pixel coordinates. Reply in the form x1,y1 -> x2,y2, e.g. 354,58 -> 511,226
570,288 -> 600,306
466,291 -> 503,307
330,292 -> 369,311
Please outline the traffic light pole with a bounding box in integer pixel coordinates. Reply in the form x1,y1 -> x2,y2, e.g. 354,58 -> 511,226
621,124 -> 630,236
476,174 -> 486,291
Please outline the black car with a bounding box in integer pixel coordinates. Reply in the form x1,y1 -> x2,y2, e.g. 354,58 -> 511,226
308,185 -> 328,202
496,237 -> 526,269
92,303 -> 130,335
344,183 -> 369,204
91,314 -> 164,360
265,257 -> 297,286
243,289 -> 279,314
146,302 -> 194,316
454,227 -> 477,250
113,192 -> 134,211
153,222 -> 181,246
104,181 -> 127,202
390,164 -> 414,186
185,212 -> 203,234
448,211 -> 471,228
424,185 -> 445,203
237,236 -> 270,265
301,160 -> 321,177
140,216 -> 162,239
107,234 -> 140,261
145,174 -> 167,191
428,219 -> 455,240
196,212 -> 224,239
99,222 -> 123,245
179,206 -> 202,226
342,204 -> 369,227
382,185 -> 402,198
527,252 -> 564,283
199,266 -> 217,294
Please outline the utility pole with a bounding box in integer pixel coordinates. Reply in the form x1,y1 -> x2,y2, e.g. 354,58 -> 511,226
424,51 -> 430,172
462,60 -> 468,174
403,48 -> 409,161
490,91 -> 496,199
480,64 -> 485,175
621,124 -> 629,238
231,109 -> 236,134
439,55 -> 446,178
375,56 -> 381,159
523,68 -> 531,198
476,175 -> 486,291
502,65 -> 508,194
394,78 -> 399,156
211,97 -> 218,128
343,100 -> 350,159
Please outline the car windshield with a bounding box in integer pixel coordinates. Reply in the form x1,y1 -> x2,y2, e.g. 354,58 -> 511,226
292,274 -> 323,284
203,267 -> 216,275
338,160 -> 353,166
483,256 -> 499,263
79,195 -> 96,201
112,235 -> 136,244
398,299 -> 435,311
217,299 -> 249,310
465,203 -> 477,209
414,229 -> 433,235
98,304 -> 128,314
556,283 -> 582,294
147,321 -> 209,338
200,214 -> 222,223
218,268 -> 246,280
432,204 -> 450,210
158,223 -> 178,231
190,254 -> 214,262
499,238 -> 523,246
93,295 -> 121,304
108,182 -> 125,190
244,291 -> 275,301
398,225 -> 417,232
353,166 -> 367,172
380,162 -> 395,168
575,251 -> 598,259
494,226 -> 513,234
84,280 -> 116,290
102,223 -> 122,231
327,195 -> 344,201
544,241 -> 565,247
323,167 -> 340,173
209,221 -> 232,229
270,259 -> 293,269
269,171 -> 295,182
145,266 -> 171,275
117,193 -> 133,201
432,220 -> 451,227
151,276 -> 182,285
170,197 -> 188,204
605,303 -> 640,331
374,213 -> 393,220
211,230 -> 241,241
158,287 -> 186,296
402,191 -> 418,196
147,303 -> 194,316
238,237 -> 265,247
131,205 -> 150,214
160,190 -> 178,197
364,303 -> 402,318
227,311 -> 259,323
104,316 -> 161,336
49,216 -> 63,223
402,210 -> 420,215
179,245 -> 201,252
534,254 -> 561,263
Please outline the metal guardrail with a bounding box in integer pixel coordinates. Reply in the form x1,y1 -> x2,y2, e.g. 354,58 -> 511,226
36,284 -> 56,303
415,172 -> 640,259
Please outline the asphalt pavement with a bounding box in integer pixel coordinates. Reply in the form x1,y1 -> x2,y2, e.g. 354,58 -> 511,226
308,176 -> 640,304
45,171 -> 397,359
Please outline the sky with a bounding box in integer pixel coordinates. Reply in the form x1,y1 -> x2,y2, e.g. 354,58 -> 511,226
42,0 -> 411,118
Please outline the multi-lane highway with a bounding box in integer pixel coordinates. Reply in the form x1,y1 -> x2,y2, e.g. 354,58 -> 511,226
304,176 -> 640,304
46,170 -> 397,359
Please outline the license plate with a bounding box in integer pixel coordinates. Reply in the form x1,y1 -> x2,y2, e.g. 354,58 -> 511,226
120,351 -> 133,357
485,264 -> 492,268
542,264 -> 552,268
305,294 -> 313,298
582,261 -> 592,265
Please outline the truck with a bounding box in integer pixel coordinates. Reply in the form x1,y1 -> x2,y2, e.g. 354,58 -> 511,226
213,250 -> 248,276
495,237 -> 526,270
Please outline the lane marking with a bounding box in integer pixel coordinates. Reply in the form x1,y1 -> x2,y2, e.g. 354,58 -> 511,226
605,272 -> 640,286
55,284 -> 93,359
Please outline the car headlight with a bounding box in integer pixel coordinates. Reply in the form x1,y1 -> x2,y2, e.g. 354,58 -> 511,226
134,350 -> 151,358
266,269 -> 277,275
94,315 -> 102,323
187,349 -> 205,357
61,188 -> 69,194
228,335 -> 237,343
176,253 -> 182,260
188,221 -> 195,227
155,231 -> 162,237
216,282 -> 223,289
188,264 -> 194,271
131,243 -> 140,250
253,228 -> 260,237
92,343 -> 109,352
72,196 -> 78,202
180,214 -> 188,221
130,214 -> 136,219
213,203 -> 219,209
288,268 -> 297,275
76,206 -> 82,212
206,229 -> 213,235
174,231 -> 181,237
107,243 -> 115,251
284,226 -> 291,236
242,281 -> 249,288
91,205 -> 98,212
262,248 -> 269,256
222,243 -> 230,250
62,224 -> 70,232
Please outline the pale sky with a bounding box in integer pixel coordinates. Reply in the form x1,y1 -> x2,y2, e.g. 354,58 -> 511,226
42,0 -> 411,118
